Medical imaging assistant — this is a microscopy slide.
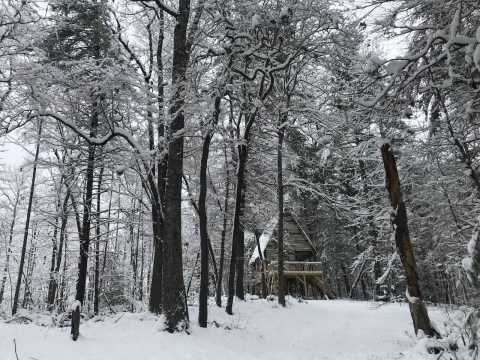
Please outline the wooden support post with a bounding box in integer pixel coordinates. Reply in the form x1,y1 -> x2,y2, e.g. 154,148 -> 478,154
302,275 -> 307,298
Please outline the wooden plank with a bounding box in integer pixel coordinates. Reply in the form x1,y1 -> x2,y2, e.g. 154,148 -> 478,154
276,271 -> 325,276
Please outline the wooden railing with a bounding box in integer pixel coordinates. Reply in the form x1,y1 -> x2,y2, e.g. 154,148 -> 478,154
266,261 -> 323,275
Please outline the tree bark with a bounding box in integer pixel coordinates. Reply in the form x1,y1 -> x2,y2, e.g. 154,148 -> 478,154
75,107 -> 98,308
381,143 -> 438,338
216,145 -> 230,307
72,3 -> 103,340
47,180 -> 63,308
277,115 -> 286,307
12,119 -> 42,315
23,224 -> 37,308
94,162 -> 104,315
149,204 -> 163,313
198,132 -> 212,327
47,190 -> 70,307
148,9 -> 166,315
226,144 -> 247,314
0,185 -> 20,305
198,96 -> 222,326
161,0 -> 191,332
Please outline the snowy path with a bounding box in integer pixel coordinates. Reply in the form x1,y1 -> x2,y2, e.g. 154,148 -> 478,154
0,299 -> 441,360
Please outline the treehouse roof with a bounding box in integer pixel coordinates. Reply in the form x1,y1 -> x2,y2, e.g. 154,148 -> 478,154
249,212 -> 316,264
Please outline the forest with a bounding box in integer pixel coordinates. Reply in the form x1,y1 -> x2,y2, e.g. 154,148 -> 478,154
0,0 -> 480,359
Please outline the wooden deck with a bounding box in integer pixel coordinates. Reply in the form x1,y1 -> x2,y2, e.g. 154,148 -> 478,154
251,260 -> 334,298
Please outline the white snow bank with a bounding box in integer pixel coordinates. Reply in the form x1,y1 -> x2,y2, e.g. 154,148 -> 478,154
0,300 -> 445,360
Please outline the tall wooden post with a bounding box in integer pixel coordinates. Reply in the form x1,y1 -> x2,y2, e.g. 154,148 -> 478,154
381,143 -> 439,337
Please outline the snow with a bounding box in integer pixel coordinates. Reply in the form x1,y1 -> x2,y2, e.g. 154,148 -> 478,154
405,288 -> 420,304
249,217 -> 277,264
474,44 -> 480,72
280,7 -> 290,19
251,14 -> 262,28
467,225 -> 479,256
0,299 -> 444,360
69,300 -> 82,312
376,253 -> 397,285
462,257 -> 473,273
320,147 -> 330,165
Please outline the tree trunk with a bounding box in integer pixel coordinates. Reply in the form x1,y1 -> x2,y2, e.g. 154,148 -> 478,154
47,181 -> 63,308
0,187 -> 20,305
235,230 -> 245,300
12,119 -> 42,315
161,0 -> 191,332
23,221 -> 37,308
149,7 -> 166,316
71,2 -> 103,338
381,143 -> 439,338
149,204 -> 163,313
75,110 -> 98,307
277,116 -> 286,307
215,145 -> 230,307
59,233 -> 69,312
47,190 -> 70,307
198,131 -> 212,327
226,145 -> 247,314
100,172 -> 113,293
131,198 -> 141,307
341,263 -> 351,296
94,162 -> 104,315
139,222 -> 145,301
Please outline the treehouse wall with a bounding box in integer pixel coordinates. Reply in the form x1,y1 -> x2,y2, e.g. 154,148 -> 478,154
263,214 -> 315,262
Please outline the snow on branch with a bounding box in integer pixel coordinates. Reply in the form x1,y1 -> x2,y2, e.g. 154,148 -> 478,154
38,110 -> 153,165
130,0 -> 178,19
462,216 -> 480,287
376,253 -> 398,285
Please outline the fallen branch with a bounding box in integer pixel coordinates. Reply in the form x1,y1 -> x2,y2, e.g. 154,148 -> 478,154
13,338 -> 19,360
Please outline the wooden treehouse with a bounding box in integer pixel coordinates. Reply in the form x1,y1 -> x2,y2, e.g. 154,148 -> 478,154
249,212 -> 335,299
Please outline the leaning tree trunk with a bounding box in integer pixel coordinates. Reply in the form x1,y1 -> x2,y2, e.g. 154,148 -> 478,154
12,119 -> 42,315
161,0 -> 191,332
381,143 -> 439,338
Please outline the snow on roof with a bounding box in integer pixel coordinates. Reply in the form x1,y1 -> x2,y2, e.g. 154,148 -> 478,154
249,217 -> 278,264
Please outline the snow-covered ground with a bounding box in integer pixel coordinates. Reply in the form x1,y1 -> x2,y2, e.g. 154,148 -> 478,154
0,298 -> 444,360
